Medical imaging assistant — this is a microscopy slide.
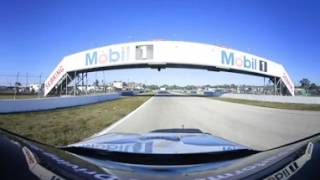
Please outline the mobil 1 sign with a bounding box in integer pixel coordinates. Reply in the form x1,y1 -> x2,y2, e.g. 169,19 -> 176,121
136,45 -> 153,60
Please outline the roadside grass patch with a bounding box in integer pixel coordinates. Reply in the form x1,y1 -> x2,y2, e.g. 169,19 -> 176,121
0,96 -> 150,146
0,94 -> 39,99
210,97 -> 320,111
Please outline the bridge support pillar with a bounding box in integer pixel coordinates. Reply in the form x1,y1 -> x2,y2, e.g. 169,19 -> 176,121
272,77 -> 285,96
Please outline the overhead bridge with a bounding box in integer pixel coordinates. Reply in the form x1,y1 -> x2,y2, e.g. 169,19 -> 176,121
44,41 -> 295,96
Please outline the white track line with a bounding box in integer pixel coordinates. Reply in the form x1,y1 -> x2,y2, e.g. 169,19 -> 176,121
91,97 -> 154,138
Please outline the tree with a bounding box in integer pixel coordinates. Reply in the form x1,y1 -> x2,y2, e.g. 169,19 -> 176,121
147,85 -> 159,90
310,83 -> 317,90
93,79 -> 99,87
300,78 -> 311,89
300,78 -> 312,95
309,83 -> 319,95
230,84 -> 237,89
14,82 -> 22,95
15,82 -> 21,86
161,84 -> 169,88
185,85 -> 196,90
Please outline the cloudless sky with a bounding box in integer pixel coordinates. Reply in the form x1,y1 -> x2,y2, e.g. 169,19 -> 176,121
0,0 -> 319,86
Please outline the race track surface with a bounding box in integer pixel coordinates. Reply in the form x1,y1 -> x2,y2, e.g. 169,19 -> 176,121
97,96 -> 320,150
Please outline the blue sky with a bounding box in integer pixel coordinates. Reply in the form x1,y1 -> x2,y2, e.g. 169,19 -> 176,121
0,0 -> 319,86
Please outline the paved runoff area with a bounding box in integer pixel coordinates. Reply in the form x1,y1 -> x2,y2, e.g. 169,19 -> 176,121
97,96 -> 320,150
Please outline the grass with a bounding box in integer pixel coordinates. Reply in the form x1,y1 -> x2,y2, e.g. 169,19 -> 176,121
137,91 -> 155,96
0,94 -> 40,99
0,96 -> 150,146
210,97 -> 320,111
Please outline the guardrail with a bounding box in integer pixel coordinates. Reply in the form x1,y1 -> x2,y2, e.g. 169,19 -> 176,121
219,93 -> 320,104
0,93 -> 120,114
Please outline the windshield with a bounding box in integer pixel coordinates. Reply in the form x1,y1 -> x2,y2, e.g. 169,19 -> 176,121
0,0 -> 320,179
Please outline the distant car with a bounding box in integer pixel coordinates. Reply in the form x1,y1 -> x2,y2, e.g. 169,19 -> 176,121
160,87 -> 166,91
1,128 -> 319,180
157,88 -> 170,95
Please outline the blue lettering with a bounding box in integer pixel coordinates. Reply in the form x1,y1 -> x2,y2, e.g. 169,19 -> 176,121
243,56 -> 252,69
85,52 -> 97,66
94,174 -> 117,180
109,49 -> 120,62
221,50 -> 234,65
221,51 -> 261,71
121,47 -> 125,61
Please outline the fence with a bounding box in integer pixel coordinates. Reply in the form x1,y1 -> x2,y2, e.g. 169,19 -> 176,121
219,93 -> 320,104
0,93 -> 120,113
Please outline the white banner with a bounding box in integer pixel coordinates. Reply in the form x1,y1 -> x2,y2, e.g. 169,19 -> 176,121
45,41 -> 294,96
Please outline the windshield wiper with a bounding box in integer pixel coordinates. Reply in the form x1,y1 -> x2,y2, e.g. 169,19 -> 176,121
60,146 -> 259,165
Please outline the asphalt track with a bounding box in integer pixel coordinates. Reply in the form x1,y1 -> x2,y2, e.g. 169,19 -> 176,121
97,96 -> 320,150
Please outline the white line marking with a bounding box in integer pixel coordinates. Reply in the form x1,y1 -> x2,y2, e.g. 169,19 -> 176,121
90,97 -> 154,138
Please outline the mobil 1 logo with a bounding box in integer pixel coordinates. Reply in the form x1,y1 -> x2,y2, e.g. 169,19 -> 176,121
136,45 -> 153,60
259,60 -> 268,72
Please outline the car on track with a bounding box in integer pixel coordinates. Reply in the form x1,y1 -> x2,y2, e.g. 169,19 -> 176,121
1,128 -> 319,180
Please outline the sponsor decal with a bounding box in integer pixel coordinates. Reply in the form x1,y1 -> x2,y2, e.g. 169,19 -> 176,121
222,146 -> 239,151
22,146 -> 37,168
85,45 -> 154,66
281,72 -> 294,94
22,146 -> 65,180
264,143 -> 313,180
193,146 -> 299,180
135,45 -> 153,60
73,142 -> 153,153
45,65 -> 64,90
221,50 -> 267,72
42,152 -> 118,180
73,142 -> 241,154
25,144 -> 118,180
85,47 -> 130,66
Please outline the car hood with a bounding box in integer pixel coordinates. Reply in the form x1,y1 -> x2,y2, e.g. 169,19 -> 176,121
68,132 -> 249,154
1,128 -> 319,180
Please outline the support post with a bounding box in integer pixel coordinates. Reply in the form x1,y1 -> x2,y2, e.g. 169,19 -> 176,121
85,72 -> 88,95
38,74 -> 42,98
274,77 -> 277,96
82,73 -> 84,95
279,80 -> 282,96
103,70 -> 106,94
74,71 -> 76,96
60,80 -> 62,96
263,77 -> 265,95
66,73 -> 68,95
276,78 -> 281,96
